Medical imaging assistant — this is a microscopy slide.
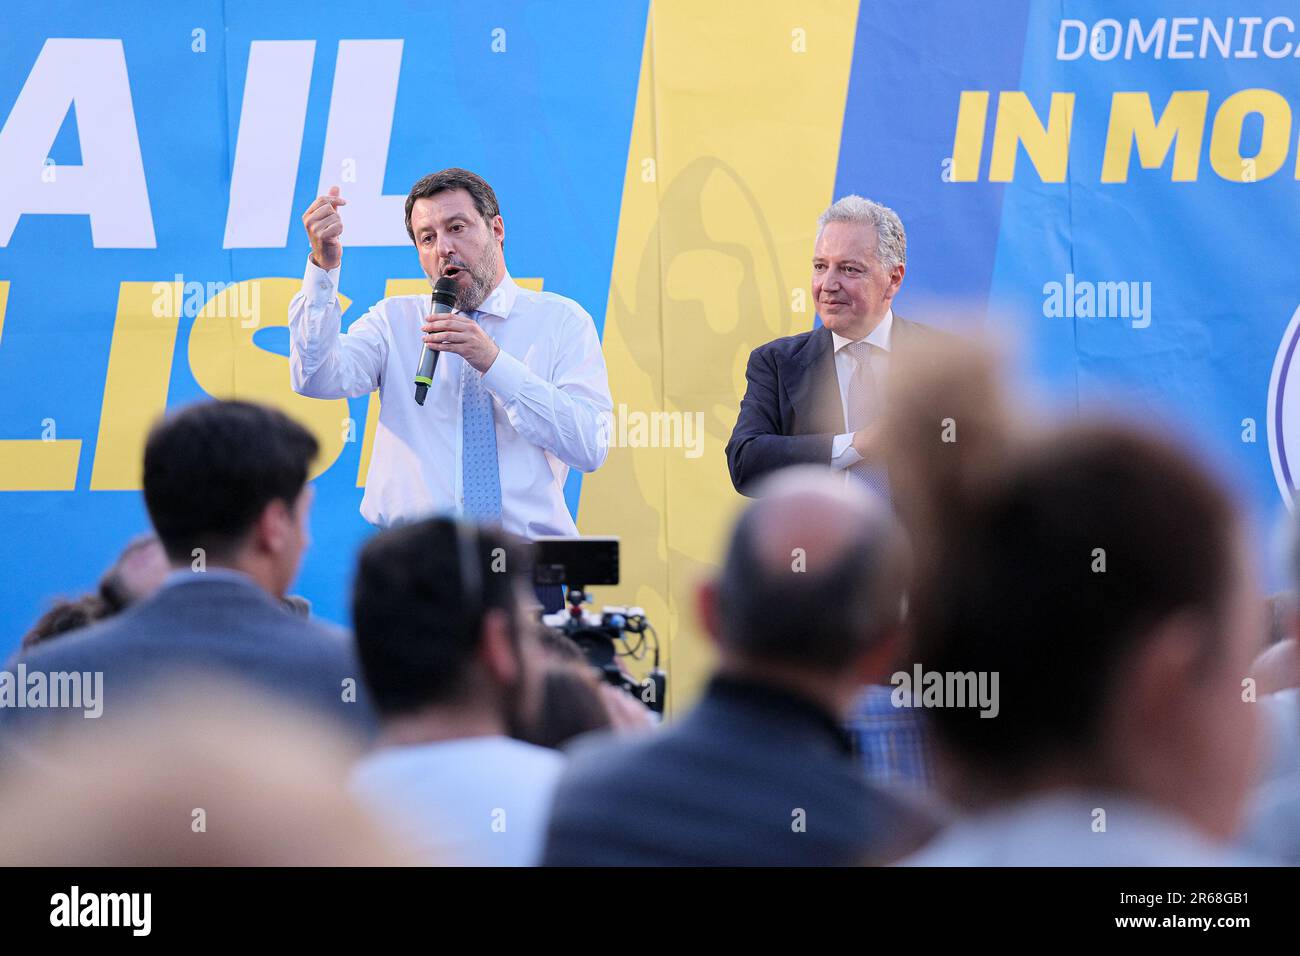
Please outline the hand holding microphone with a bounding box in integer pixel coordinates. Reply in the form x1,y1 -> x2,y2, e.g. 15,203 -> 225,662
414,277 -> 459,405
419,268 -> 502,380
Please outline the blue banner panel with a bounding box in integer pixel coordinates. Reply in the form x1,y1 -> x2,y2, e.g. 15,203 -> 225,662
0,0 -> 645,650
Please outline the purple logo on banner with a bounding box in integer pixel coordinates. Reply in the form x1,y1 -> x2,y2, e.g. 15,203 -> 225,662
1267,306 -> 1300,510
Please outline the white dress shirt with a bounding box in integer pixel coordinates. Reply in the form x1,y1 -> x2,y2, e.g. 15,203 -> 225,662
288,259 -> 612,534
351,736 -> 565,866
829,308 -> 893,469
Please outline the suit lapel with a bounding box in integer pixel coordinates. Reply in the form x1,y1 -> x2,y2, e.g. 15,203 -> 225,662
785,327 -> 843,435
890,314 -> 913,352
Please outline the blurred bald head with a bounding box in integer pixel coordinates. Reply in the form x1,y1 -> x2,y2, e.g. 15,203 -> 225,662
714,466 -> 907,672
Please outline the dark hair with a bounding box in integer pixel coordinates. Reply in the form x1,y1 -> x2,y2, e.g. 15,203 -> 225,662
538,628 -> 586,664
21,594 -> 111,650
912,422 -> 1237,775
527,664 -> 613,749
715,503 -> 906,672
404,168 -> 500,242
351,517 -> 533,717
143,401 -> 318,564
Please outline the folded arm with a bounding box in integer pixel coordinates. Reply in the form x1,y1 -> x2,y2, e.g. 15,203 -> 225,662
726,346 -> 839,496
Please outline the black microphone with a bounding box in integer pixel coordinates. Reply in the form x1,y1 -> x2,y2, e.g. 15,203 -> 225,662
415,276 -> 458,405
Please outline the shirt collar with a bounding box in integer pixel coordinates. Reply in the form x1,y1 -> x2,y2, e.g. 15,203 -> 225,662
831,307 -> 894,355
159,566 -> 258,591
474,271 -> 519,321
705,674 -> 854,754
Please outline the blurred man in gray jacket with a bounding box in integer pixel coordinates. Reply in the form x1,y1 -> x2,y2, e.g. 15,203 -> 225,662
3,401 -> 371,741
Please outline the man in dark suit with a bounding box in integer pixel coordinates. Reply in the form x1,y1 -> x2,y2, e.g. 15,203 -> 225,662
727,195 -> 943,497
3,400 -> 371,740
541,466 -> 937,866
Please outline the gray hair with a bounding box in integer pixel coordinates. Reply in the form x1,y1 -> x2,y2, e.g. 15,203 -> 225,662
817,195 -> 907,272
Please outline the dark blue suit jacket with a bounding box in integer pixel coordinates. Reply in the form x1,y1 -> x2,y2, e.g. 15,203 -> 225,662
541,677 -> 935,866
2,575 -> 374,741
725,317 -> 944,496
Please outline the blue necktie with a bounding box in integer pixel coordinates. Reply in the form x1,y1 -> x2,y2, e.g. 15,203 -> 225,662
461,311 -> 503,523
845,340 -> 892,506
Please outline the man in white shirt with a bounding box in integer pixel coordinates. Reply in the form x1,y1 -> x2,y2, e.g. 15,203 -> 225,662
348,517 -> 563,866
289,167 -> 612,535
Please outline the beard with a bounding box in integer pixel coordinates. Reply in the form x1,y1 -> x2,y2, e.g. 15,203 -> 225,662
501,654 -> 537,743
449,240 -> 500,313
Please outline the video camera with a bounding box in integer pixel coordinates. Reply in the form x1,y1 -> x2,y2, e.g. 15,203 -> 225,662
534,536 -> 666,715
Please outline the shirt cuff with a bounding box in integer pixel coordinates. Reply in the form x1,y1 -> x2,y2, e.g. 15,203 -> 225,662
480,346 -> 529,402
831,432 -> 863,470
303,256 -> 340,307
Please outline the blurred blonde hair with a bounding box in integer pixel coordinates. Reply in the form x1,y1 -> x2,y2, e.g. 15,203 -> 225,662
0,677 -> 406,865
881,330 -> 1021,569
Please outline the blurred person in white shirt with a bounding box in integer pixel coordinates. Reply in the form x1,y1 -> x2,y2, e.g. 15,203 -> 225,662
899,422 -> 1266,866
348,517 -> 563,866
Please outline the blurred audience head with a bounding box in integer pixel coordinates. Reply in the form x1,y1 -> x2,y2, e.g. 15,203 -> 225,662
143,400 -> 318,598
20,594 -> 110,650
20,534 -> 170,651
912,420 -> 1262,839
97,533 -> 168,613
0,680 -> 397,865
529,664 -> 614,749
1264,592 -> 1294,647
526,628 -> 659,748
1250,520 -> 1300,693
883,330 -> 1017,564
352,517 -> 544,740
538,627 -> 586,664
698,465 -> 907,714
1251,587 -> 1299,693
